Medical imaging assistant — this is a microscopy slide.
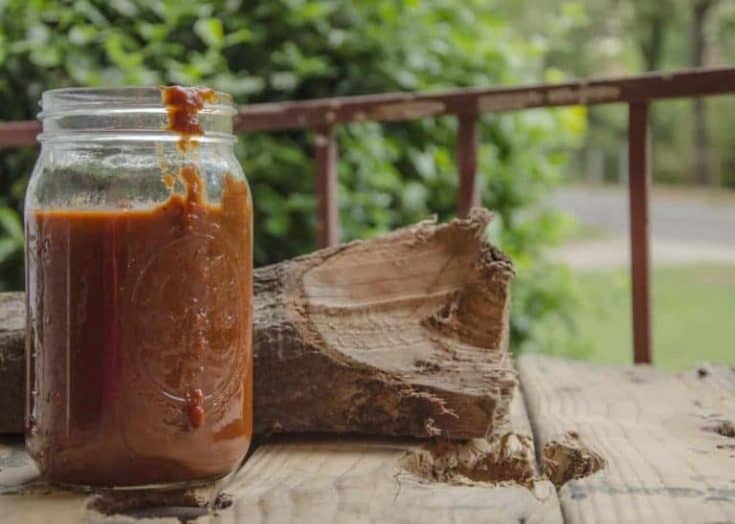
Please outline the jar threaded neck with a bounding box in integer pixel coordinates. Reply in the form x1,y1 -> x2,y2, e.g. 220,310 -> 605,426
38,87 -> 236,144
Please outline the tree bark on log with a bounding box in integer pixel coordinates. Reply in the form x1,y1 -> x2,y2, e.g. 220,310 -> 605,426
0,293 -> 25,434
0,208 -> 515,439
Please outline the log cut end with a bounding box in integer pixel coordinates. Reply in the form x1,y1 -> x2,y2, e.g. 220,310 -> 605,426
255,208 -> 516,439
0,292 -> 25,434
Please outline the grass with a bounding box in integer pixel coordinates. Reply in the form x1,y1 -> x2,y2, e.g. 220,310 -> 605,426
566,222 -> 608,243
572,264 -> 735,370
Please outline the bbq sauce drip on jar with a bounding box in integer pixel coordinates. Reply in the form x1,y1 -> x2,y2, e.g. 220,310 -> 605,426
163,86 -> 216,150
25,86 -> 253,487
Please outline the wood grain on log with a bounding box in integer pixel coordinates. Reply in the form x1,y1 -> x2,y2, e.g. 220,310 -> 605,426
254,208 -> 515,438
0,208 -> 515,439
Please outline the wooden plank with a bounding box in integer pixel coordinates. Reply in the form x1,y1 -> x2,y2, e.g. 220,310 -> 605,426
0,437 -> 91,524
213,392 -> 562,524
0,392 -> 563,523
519,354 -> 735,524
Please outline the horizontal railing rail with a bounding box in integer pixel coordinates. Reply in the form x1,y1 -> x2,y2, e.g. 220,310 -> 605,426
2,66 -> 735,364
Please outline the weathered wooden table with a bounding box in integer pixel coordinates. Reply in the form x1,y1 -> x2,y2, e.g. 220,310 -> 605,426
2,355 -> 733,523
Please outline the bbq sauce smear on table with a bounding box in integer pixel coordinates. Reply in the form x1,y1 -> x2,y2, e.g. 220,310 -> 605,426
26,86 -> 253,487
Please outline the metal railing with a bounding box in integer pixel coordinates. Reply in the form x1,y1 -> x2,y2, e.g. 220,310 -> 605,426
2,66 -> 735,364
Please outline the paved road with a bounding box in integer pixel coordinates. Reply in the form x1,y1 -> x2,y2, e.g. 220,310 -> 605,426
551,185 -> 735,269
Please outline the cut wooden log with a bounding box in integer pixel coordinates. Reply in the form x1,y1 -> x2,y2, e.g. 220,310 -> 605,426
254,208 -> 515,438
0,208 -> 515,439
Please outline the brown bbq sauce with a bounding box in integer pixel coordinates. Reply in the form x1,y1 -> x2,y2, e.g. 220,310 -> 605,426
163,86 -> 216,150
26,86 -> 252,487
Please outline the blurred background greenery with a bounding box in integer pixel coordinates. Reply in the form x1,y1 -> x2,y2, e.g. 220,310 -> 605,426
0,0 -> 733,364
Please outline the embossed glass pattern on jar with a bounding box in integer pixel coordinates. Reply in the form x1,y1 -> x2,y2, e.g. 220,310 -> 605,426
24,87 -> 252,488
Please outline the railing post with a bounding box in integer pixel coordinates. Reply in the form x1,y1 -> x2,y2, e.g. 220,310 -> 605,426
456,112 -> 480,217
628,102 -> 652,364
314,125 -> 340,248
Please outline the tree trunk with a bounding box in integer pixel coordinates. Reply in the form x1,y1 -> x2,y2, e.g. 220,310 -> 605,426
691,0 -> 717,185
1,209 -> 516,439
633,1 -> 668,176
641,13 -> 665,72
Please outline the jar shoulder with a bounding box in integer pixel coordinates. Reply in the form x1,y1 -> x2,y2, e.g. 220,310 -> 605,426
26,144 -> 246,211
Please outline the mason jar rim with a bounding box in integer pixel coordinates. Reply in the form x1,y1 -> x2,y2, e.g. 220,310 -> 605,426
39,86 -> 236,119
37,86 -> 237,144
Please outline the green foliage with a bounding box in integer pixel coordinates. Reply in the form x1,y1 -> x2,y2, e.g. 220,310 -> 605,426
0,204 -> 24,291
512,0 -> 735,188
0,0 -> 584,351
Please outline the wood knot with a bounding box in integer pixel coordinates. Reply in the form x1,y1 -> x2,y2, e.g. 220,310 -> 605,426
712,420 -> 735,438
542,431 -> 606,488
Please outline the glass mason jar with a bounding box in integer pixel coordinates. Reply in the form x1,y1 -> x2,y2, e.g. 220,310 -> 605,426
24,87 -> 253,489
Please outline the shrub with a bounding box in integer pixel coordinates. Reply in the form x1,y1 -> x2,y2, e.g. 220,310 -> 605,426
0,0 -> 584,351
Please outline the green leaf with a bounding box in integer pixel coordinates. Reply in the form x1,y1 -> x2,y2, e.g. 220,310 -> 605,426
26,24 -> 51,46
265,214 -> 290,236
68,25 -> 98,46
0,208 -> 23,242
30,46 -> 61,68
0,36 -> 6,66
212,73 -> 265,96
136,22 -> 169,42
103,32 -> 143,70
0,238 -> 20,265
110,0 -> 138,17
223,28 -> 254,47
270,71 -> 298,91
194,18 -> 224,49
